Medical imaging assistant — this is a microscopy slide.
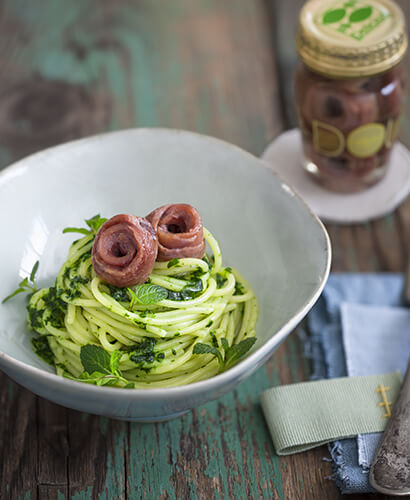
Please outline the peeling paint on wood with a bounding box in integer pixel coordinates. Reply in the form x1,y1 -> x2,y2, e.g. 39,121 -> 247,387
0,1 -> 409,500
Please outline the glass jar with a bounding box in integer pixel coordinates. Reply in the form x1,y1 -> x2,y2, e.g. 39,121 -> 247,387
295,0 -> 407,193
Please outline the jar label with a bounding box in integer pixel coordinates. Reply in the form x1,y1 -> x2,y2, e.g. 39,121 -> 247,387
316,1 -> 391,42
312,118 -> 399,158
347,123 -> 385,157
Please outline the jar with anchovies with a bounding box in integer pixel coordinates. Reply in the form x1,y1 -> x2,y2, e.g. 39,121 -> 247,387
295,0 -> 407,192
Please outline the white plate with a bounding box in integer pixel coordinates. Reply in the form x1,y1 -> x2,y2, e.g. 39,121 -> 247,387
262,129 -> 410,224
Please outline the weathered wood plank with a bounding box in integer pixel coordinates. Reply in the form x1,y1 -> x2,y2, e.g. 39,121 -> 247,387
0,377 -> 38,499
67,412 -> 127,499
37,400 -> 68,500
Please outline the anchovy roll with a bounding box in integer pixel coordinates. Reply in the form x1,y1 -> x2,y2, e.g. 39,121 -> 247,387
147,204 -> 205,261
92,214 -> 158,287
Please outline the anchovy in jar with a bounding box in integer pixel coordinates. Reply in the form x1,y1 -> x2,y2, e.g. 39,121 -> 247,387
295,0 -> 407,192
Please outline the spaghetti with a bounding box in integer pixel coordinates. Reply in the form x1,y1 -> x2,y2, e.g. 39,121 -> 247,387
27,223 -> 258,388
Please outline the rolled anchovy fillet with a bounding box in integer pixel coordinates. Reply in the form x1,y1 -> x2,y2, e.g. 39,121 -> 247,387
146,204 -> 205,261
92,214 -> 158,287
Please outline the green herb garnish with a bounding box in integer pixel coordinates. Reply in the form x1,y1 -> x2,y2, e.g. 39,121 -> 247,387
108,285 -> 130,303
167,279 -> 203,301
80,344 -> 112,375
62,214 -> 107,236
193,337 -> 256,372
2,260 -> 39,304
192,342 -> 223,366
215,272 -> 227,289
127,284 -> 168,307
167,258 -> 180,268
31,336 -> 54,365
128,338 -> 165,370
66,345 -> 133,388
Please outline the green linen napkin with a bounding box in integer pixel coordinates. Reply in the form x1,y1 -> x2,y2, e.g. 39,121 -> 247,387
260,371 -> 401,455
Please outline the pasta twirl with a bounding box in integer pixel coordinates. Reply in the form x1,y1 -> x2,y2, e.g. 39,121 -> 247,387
27,226 -> 258,388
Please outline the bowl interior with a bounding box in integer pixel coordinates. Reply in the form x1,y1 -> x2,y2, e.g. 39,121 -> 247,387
0,129 -> 330,373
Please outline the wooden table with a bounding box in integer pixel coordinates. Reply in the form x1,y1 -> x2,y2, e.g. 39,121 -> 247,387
0,1 -> 409,498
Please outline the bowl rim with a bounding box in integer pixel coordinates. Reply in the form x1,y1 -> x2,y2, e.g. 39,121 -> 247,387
0,127 -> 332,398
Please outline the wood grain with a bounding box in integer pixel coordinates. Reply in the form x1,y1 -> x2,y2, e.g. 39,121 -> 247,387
0,0 -> 409,499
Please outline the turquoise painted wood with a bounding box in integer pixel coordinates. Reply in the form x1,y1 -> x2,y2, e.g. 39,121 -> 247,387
0,1 -> 409,499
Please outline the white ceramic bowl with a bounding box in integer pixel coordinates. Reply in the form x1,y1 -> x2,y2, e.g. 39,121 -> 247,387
0,129 -> 331,421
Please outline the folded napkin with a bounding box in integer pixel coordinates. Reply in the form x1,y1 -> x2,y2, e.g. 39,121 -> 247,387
260,273 -> 410,495
308,273 -> 410,494
261,371 -> 401,454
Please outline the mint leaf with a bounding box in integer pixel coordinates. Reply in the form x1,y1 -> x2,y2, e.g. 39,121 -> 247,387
128,284 -> 168,306
96,374 -> 121,386
79,371 -> 107,381
85,214 -> 107,233
221,337 -> 229,353
2,261 -> 39,304
110,350 -> 122,373
194,337 -> 256,372
63,214 -> 107,236
167,258 -> 179,268
62,227 -> 91,235
193,343 -> 223,367
224,337 -> 256,370
66,369 -> 132,388
2,287 -> 28,304
30,261 -> 39,282
80,345 -> 111,375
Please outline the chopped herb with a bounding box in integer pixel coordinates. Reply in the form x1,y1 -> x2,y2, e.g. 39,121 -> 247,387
167,279 -> 203,301
81,249 -> 92,261
172,349 -> 177,355
27,287 -> 67,331
2,260 -> 39,303
202,254 -> 211,270
108,285 -> 130,303
27,304 -> 43,330
210,331 -> 218,348
167,258 -> 180,268
225,267 -> 232,273
138,309 -> 155,318
66,275 -> 89,300
129,338 -> 164,367
43,287 -> 67,329
215,272 -> 227,289
206,320 -> 213,328
234,282 -> 245,296
31,336 -> 54,365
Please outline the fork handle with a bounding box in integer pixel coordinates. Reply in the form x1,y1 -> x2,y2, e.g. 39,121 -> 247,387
369,359 -> 410,496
